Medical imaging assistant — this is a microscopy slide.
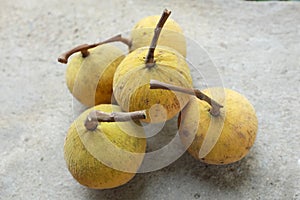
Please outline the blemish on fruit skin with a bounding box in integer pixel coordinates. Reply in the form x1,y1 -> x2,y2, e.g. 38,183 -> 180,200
144,99 -> 150,105
237,132 -> 246,139
196,133 -> 204,141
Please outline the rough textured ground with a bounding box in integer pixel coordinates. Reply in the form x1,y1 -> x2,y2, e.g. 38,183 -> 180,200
0,0 -> 299,199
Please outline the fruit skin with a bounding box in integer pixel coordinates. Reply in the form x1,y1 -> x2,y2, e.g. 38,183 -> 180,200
179,88 -> 258,165
66,44 -> 125,107
113,46 -> 193,123
64,104 -> 146,189
130,15 -> 186,57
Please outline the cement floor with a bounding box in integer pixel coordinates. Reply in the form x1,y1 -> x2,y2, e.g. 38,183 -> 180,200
0,0 -> 299,199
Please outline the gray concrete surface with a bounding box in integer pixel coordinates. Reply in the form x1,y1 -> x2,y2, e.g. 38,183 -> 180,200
1,0 -> 300,199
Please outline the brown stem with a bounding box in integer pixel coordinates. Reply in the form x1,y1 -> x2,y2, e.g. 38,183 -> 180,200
58,34 -> 132,64
145,9 -> 171,68
149,80 -> 223,116
84,110 -> 146,131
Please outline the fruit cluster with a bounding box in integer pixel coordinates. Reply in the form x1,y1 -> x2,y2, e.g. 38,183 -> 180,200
58,9 -> 258,189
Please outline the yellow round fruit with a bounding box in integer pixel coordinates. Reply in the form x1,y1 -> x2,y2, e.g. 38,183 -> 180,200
66,44 -> 125,107
179,88 -> 258,165
64,104 -> 146,189
113,46 -> 193,123
130,15 -> 186,57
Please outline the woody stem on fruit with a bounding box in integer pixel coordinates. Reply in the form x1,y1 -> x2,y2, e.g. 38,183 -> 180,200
58,34 -> 132,64
149,80 -> 223,116
84,110 -> 146,131
145,9 -> 171,68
